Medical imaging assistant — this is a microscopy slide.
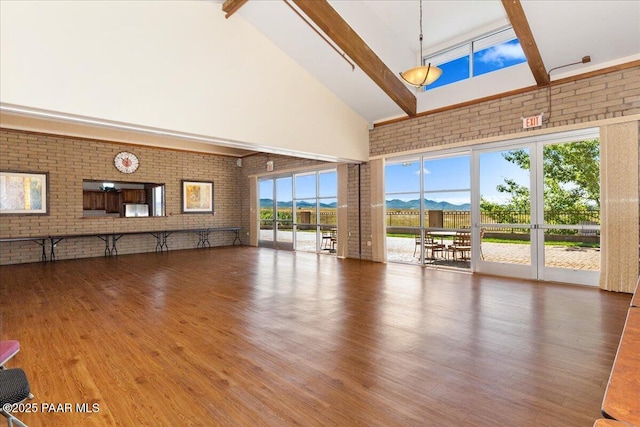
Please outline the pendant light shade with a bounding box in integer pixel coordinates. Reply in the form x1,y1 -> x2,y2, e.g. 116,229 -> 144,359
399,63 -> 443,87
400,0 -> 442,88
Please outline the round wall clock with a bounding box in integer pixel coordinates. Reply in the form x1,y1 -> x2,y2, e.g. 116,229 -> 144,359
114,151 -> 139,174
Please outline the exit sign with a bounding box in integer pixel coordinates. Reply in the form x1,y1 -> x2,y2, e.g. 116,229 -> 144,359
523,114 -> 543,129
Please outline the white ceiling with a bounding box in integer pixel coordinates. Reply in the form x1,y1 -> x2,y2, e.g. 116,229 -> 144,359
235,0 -> 640,124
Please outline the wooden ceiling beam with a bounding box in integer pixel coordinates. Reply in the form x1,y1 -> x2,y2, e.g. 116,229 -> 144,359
502,0 -> 549,86
222,0 -> 248,19
291,0 -> 417,117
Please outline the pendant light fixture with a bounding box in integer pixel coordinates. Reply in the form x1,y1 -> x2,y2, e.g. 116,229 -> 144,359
399,0 -> 442,88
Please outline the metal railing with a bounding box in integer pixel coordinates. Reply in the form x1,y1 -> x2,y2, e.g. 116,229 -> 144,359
262,209 -> 600,234
385,209 -> 600,231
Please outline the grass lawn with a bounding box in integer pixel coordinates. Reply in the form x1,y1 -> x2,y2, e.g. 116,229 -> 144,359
386,233 -> 599,248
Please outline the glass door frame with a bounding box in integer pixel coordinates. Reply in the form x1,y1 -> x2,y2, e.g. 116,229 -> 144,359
384,151 -> 472,267
534,135 -> 600,286
258,176 -> 293,251
259,168 -> 338,253
471,128 -> 600,285
472,142 -> 537,280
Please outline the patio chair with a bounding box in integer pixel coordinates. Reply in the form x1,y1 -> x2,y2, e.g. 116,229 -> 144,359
0,368 -> 31,427
321,230 -> 333,251
447,231 -> 471,261
329,229 -> 337,253
413,233 -> 421,257
424,232 -> 445,261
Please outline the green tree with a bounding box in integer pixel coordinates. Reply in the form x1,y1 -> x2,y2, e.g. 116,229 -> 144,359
480,139 -> 600,225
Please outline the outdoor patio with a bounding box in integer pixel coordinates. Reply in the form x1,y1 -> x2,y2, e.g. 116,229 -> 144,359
385,235 -> 600,270
262,230 -> 601,271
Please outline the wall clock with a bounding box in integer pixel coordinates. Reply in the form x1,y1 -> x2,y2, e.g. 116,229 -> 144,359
114,151 -> 139,174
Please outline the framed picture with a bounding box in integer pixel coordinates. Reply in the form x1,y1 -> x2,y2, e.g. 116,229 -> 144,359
0,171 -> 49,215
182,180 -> 213,214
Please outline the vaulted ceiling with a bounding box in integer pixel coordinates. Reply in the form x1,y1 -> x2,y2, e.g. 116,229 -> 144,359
226,0 -> 640,125
1,1 -> 638,161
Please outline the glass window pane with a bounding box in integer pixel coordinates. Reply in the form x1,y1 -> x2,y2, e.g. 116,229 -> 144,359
423,155 -> 470,192
295,199 -> 317,227
385,160 -> 421,193
386,193 -> 420,227
319,198 -> 337,225
473,38 -> 525,77
259,179 -> 273,201
295,173 -> 316,199
425,56 -> 470,90
319,170 -> 337,197
295,227 -> 317,253
424,191 -> 471,229
542,140 -> 600,226
543,230 -> 600,271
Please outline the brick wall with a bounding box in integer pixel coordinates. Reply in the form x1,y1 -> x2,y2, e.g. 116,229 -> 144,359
370,66 -> 640,157
0,130 -> 242,264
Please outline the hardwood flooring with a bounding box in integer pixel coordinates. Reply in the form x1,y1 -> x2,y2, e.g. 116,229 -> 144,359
0,247 -> 632,426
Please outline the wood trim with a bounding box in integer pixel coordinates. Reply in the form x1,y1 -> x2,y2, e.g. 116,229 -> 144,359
373,60 -> 640,128
221,0 -> 248,19
501,0 -> 549,86
291,0 -> 417,117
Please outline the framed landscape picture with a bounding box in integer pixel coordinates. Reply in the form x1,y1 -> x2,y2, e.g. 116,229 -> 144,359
182,180 -> 213,214
0,171 -> 49,215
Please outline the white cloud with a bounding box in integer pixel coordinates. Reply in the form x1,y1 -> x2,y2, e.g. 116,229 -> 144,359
477,44 -> 525,66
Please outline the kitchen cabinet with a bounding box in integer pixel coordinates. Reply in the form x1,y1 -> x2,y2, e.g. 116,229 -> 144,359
121,189 -> 147,204
83,191 -> 106,210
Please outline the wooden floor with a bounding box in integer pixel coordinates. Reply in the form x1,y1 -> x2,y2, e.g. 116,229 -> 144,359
0,247 -> 631,426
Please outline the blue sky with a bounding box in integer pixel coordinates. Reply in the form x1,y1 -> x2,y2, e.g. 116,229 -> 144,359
427,38 -> 526,91
259,171 -> 337,204
259,152 -> 530,208
385,152 -> 530,206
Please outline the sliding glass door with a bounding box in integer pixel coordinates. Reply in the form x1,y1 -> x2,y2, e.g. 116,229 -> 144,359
473,129 -> 600,285
385,153 -> 471,268
475,145 -> 534,279
383,129 -> 600,285
536,138 -> 600,284
259,177 -> 293,250
259,169 -> 337,254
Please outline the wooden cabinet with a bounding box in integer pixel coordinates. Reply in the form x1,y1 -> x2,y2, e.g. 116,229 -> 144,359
83,188 -> 147,216
83,191 -> 106,210
121,189 -> 147,204
105,192 -> 120,213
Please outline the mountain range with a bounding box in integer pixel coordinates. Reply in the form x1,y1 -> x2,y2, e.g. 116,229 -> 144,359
260,199 -> 470,211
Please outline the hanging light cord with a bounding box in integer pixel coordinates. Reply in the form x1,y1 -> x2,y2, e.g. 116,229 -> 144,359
545,56 -> 591,122
419,0 -> 424,60
282,0 -> 355,71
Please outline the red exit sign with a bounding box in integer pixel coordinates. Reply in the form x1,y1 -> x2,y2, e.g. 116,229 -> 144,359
522,114 -> 543,129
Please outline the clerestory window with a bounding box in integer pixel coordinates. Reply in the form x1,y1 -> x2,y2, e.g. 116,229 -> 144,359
424,26 -> 526,91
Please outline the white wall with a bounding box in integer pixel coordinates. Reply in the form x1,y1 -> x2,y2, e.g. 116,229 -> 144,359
0,1 -> 369,162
